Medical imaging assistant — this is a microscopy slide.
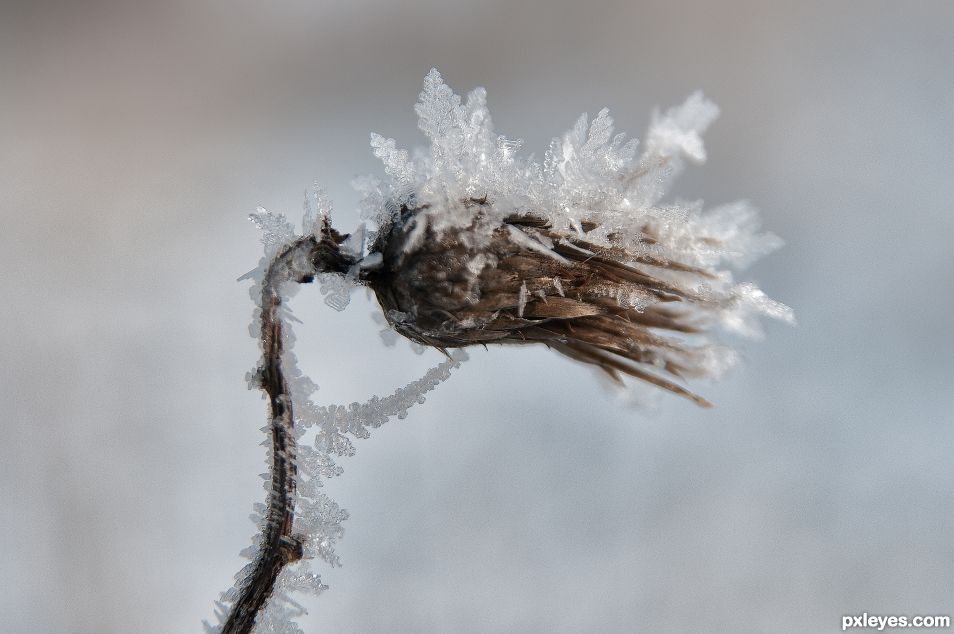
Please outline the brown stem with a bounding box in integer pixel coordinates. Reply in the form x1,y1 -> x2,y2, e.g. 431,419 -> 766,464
222,228 -> 353,634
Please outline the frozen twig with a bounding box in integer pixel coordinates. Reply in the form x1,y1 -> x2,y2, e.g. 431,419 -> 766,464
221,233 -> 353,634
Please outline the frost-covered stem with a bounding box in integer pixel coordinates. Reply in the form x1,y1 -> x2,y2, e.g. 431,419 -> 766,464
223,232 -> 352,634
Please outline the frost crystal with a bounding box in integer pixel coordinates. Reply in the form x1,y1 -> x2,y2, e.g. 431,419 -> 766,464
316,272 -> 352,312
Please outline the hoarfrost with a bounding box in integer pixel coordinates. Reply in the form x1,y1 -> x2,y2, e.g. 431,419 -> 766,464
301,184 -> 333,238
720,282 -> 797,339
517,281 -> 529,318
208,190 -> 468,632
250,208 -> 295,258
358,68 -> 791,351
644,90 -> 720,165
317,273 -> 353,312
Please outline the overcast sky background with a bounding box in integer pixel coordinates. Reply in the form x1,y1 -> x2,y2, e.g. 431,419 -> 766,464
2,1 -> 953,632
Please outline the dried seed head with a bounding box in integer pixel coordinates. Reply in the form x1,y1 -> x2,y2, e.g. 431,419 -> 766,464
271,69 -> 794,406
364,198 -> 734,407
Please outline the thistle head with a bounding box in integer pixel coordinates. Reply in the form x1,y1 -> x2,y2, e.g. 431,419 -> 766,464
267,69 -> 794,406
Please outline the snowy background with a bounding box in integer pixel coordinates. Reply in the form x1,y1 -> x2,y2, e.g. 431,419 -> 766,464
2,1 -> 953,632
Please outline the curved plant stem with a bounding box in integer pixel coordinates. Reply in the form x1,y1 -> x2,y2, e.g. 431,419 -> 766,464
223,230 -> 352,634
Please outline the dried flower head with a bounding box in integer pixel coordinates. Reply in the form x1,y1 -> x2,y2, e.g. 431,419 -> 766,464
211,70 -> 794,633
350,69 -> 791,405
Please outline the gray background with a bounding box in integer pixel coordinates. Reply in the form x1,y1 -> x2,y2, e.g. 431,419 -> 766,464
2,1 -> 952,632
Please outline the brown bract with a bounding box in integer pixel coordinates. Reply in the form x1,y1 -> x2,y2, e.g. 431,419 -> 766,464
363,198 -> 716,407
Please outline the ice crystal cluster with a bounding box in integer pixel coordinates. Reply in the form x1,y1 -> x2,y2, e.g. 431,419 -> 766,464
206,200 -> 467,633
359,70 -> 792,404
206,309 -> 466,634
209,69 -> 792,633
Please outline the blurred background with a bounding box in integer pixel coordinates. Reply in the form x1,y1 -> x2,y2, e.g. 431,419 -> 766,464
2,1 -> 952,631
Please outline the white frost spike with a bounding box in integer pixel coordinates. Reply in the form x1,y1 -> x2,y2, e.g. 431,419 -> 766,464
517,281 -> 529,318
369,134 -> 415,205
720,283 -> 796,339
301,184 -> 333,237
317,273 -> 353,311
371,311 -> 399,347
415,68 -> 462,141
250,208 -> 295,258
644,90 -> 720,165
506,224 -> 570,264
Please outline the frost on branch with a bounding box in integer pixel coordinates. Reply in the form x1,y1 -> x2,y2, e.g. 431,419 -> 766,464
210,69 -> 793,633
207,190 -> 467,633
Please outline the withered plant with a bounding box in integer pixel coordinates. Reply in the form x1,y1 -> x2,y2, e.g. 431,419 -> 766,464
208,70 -> 793,633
